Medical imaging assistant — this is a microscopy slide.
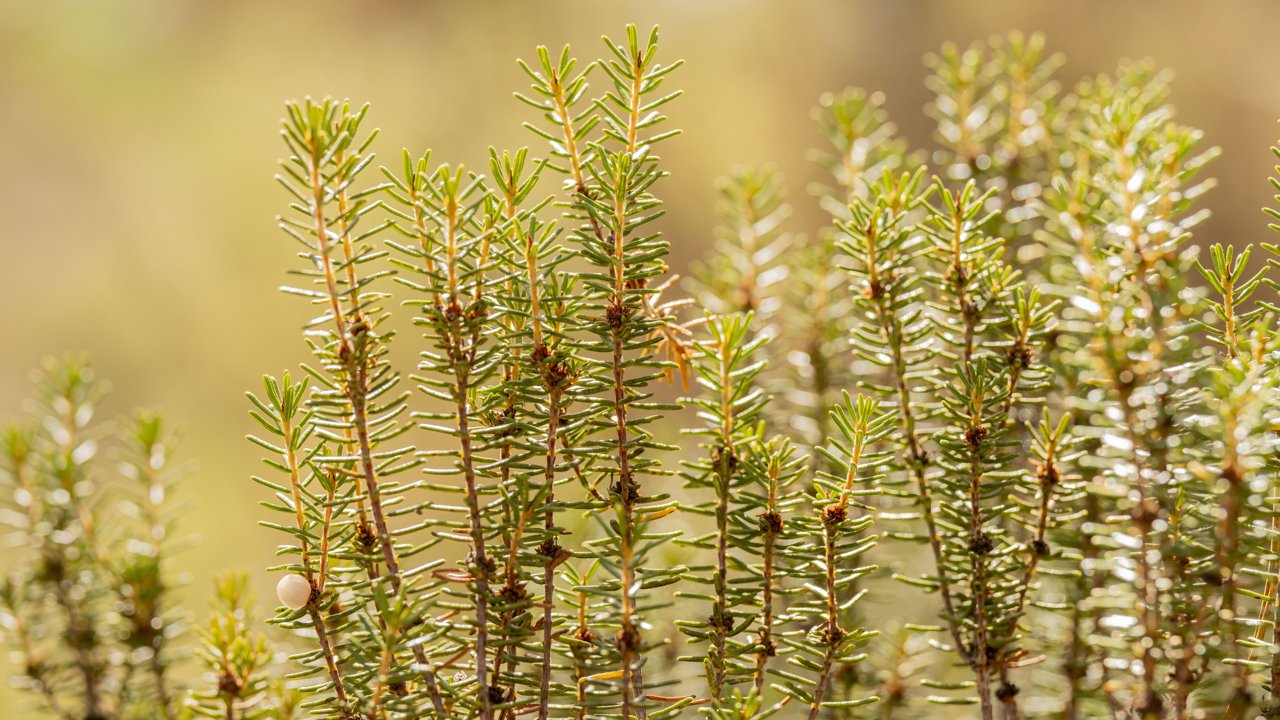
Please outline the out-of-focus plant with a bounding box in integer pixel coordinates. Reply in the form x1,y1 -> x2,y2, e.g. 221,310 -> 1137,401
0,358 -> 188,720
185,573 -> 279,720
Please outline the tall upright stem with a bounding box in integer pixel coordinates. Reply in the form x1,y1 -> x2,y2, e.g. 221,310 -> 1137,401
869,290 -> 963,654
612,327 -> 643,720
709,335 -> 736,702
808,523 -> 842,720
968,440 -> 993,720
454,359 -> 494,720
278,408 -> 348,707
304,129 -> 446,716
537,396 -> 563,720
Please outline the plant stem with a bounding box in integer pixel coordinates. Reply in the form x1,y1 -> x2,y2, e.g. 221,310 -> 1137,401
307,146 -> 349,343
1012,430 -> 1059,620
370,629 -> 397,719
806,263 -> 835,476
310,607 -> 349,708
47,388 -> 107,719
453,366 -> 495,719
1117,396 -> 1160,718
968,463 -> 993,720
611,99 -> 647,716
809,522 -> 842,720
612,324 -> 643,720
51,579 -> 102,719
867,286 -> 963,653
550,49 -> 660,719
1114,139 -> 1178,719
1219,444 -> 1249,714
572,570 -> 596,720
278,403 -> 350,708
709,335 -> 737,702
810,426 -> 868,719
280,414 -> 314,580
996,667 -> 1022,720
537,396 -> 563,720
753,461 -> 782,698
3,596 -> 72,720
1272,547 -> 1280,712
306,133 -> 446,717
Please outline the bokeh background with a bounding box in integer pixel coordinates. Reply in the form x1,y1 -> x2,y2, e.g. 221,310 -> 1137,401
2,0 -> 1280,715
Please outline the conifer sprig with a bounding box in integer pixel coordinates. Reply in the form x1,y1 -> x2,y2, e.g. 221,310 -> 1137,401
690,165 -> 793,322
275,97 -> 445,719
550,26 -> 688,720
187,573 -> 276,720
677,312 -> 771,707
387,155 -> 508,718
784,392 -> 886,719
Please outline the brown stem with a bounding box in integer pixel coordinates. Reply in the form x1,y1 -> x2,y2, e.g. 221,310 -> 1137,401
279,390 -> 350,708
280,414 -> 314,580
537,396 -> 563,720
1112,136 -> 1173,718
309,607 -> 349,708
134,442 -> 178,720
810,427 -> 869,719
612,327 -> 644,720
709,334 -> 737,702
710,458 -> 731,699
332,146 -> 363,322
753,462 -> 782,698
1012,453 -> 1058,620
612,68 -> 647,713
350,365 -> 400,586
968,441 -> 993,720
149,642 -> 176,720
437,184 -> 499,718
45,394 -> 107,718
307,145 -> 348,342
808,523 -> 842,720
318,471 -> 337,590
549,69 -> 586,199
1062,583 -> 1087,720
491,175 -> 534,717
1219,457 -> 1249,712
492,394 -> 522,711
453,369 -> 495,720
1117,400 -> 1161,717
551,47 -> 651,720
869,291 -> 963,653
952,257 -> 993,720
317,162 -> 448,713
1217,276 -> 1251,716
573,575 -> 595,720
369,627 -> 397,719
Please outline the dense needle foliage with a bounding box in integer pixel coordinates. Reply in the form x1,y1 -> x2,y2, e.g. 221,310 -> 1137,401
9,24 -> 1280,720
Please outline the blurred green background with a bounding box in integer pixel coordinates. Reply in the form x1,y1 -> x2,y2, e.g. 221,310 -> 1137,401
2,0 -> 1279,714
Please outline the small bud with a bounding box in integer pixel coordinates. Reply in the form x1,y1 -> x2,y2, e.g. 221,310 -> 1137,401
996,683 -> 1020,701
276,573 -> 312,610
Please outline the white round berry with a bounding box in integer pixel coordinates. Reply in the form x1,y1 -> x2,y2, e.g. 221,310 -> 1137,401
276,573 -> 312,610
